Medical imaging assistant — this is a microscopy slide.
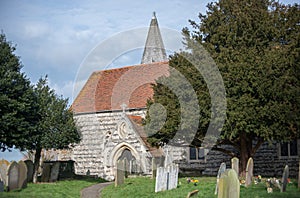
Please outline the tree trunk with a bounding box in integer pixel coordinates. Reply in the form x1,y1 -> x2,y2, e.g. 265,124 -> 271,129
33,147 -> 42,183
240,132 -> 251,178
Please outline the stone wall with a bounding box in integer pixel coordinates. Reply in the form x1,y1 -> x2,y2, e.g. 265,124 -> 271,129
72,109 -> 152,181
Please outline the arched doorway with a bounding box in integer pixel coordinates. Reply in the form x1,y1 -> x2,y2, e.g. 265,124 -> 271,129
117,149 -> 138,175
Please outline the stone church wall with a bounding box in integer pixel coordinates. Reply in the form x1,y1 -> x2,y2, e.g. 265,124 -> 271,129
72,109 -> 152,181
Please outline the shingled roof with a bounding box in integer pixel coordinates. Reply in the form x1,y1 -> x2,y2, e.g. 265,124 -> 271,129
72,61 -> 169,114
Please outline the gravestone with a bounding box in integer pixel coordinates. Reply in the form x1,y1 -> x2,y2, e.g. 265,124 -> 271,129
155,163 -> 178,192
218,169 -> 240,198
41,163 -> 51,182
155,167 -> 168,192
0,159 -> 9,186
281,165 -> 289,192
152,158 -> 157,179
49,162 -> 60,182
18,160 -> 28,188
245,157 -> 253,187
115,160 -> 124,187
0,180 -> 3,192
298,161 -> 300,189
214,162 -> 227,195
7,161 -> 20,191
123,159 -> 128,178
167,164 -> 179,190
24,160 -> 34,182
231,157 -> 239,176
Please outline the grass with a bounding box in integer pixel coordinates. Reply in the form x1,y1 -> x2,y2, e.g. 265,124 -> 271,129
101,176 -> 300,198
0,177 -> 106,198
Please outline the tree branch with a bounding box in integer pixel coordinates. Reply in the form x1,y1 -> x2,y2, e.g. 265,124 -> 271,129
251,138 -> 264,156
212,146 -> 236,157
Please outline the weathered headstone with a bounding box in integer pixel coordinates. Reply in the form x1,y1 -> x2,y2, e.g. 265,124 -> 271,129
49,162 -> 60,182
281,165 -> 289,192
167,164 -> 179,190
155,166 -> 168,192
115,160 -> 124,187
152,158 -> 157,179
218,169 -> 240,198
155,163 -> 178,192
18,160 -> 28,188
7,161 -> 20,191
215,162 -> 227,195
0,180 -> 3,192
0,159 -> 9,186
245,157 -> 253,187
123,159 -> 128,178
298,161 -> 300,189
24,160 -> 34,182
41,163 -> 51,182
231,157 -> 239,176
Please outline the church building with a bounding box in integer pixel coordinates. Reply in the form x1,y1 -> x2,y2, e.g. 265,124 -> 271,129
70,13 -> 299,180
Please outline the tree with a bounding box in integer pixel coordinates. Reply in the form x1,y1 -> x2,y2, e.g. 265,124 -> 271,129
0,33 -> 36,151
145,0 -> 299,176
29,77 -> 80,183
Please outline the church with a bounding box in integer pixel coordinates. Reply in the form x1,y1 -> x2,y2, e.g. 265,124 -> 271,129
70,13 -> 299,180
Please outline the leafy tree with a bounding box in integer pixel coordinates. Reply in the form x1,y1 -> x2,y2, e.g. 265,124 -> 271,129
0,33 -> 36,151
145,0 -> 299,176
29,77 -> 80,183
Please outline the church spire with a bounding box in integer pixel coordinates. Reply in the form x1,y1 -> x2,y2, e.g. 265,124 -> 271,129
141,12 -> 167,64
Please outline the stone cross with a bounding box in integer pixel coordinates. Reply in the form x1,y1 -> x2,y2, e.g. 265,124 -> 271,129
281,165 -> 289,192
121,103 -> 127,114
218,169 -> 240,198
231,157 -> 239,176
215,162 -> 227,195
245,157 -> 253,187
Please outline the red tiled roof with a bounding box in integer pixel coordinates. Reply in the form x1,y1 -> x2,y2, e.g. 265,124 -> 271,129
127,115 -> 163,157
72,62 -> 169,114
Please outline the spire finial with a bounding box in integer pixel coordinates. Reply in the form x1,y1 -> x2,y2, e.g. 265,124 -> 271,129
152,11 -> 156,19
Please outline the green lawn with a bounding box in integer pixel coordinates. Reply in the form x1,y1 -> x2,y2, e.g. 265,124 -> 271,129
0,177 -> 106,198
101,176 -> 300,198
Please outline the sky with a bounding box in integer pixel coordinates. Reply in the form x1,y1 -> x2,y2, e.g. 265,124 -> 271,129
0,0 -> 297,161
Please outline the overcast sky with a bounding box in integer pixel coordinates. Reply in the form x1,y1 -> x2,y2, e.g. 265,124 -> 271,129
0,0 -> 297,161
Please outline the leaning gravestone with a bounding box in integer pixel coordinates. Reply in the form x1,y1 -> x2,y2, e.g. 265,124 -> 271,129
24,160 -> 34,182
115,160 -> 125,187
18,160 -> 28,188
281,165 -> 289,192
41,163 -> 51,182
231,157 -> 239,176
215,162 -> 227,195
7,161 -> 20,191
0,159 -> 9,186
218,169 -> 240,198
245,157 -> 253,187
49,162 -> 60,182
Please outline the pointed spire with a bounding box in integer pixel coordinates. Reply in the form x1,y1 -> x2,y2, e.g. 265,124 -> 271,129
141,12 -> 167,64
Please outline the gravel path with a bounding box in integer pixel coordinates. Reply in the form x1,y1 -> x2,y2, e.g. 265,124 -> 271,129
81,182 -> 113,198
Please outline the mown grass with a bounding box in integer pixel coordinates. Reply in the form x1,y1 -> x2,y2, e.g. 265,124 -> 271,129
101,176 -> 300,198
0,177 -> 106,198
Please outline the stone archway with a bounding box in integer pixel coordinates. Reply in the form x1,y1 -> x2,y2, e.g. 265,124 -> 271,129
110,143 -> 143,175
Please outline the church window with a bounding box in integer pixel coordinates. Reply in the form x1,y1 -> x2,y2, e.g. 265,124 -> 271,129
189,147 -> 207,161
279,139 -> 298,158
